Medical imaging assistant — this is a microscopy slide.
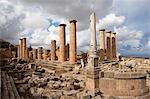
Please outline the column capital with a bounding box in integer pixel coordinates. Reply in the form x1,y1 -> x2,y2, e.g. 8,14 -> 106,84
99,29 -> 105,31
23,37 -> 26,39
106,31 -> 111,33
59,24 -> 66,27
112,32 -> 116,35
70,19 -> 77,23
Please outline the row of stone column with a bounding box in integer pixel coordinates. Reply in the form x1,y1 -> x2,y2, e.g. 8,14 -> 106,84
54,19 -> 77,64
18,38 -> 29,59
99,29 -> 117,61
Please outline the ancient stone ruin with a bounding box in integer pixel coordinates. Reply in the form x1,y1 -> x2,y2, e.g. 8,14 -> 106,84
1,12 -> 150,99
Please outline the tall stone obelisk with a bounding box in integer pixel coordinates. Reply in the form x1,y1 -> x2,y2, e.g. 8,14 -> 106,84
89,13 -> 97,56
86,13 -> 99,96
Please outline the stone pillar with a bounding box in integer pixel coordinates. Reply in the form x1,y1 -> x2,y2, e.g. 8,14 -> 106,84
69,19 -> 77,64
59,23 -> 66,63
65,44 -> 69,61
86,13 -> 99,96
25,48 -> 29,59
51,40 -> 56,62
19,39 -> 23,58
33,49 -> 37,60
38,47 -> 43,60
99,29 -> 105,61
106,31 -> 111,61
17,45 -> 20,58
56,47 -> 59,60
112,32 -> 117,60
43,49 -> 48,61
22,38 -> 26,58
29,51 -> 33,60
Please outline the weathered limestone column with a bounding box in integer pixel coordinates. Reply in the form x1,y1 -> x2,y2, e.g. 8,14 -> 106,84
99,29 -> 105,61
38,47 -> 43,60
65,44 -> 69,60
25,48 -> 29,59
112,32 -> 117,60
56,47 -> 59,60
19,39 -> 23,58
51,40 -> 56,62
86,13 -> 99,96
43,49 -> 48,61
59,23 -> 66,63
69,19 -> 77,64
17,45 -> 20,58
29,51 -> 33,60
106,31 -> 111,60
33,49 -> 37,60
22,38 -> 26,58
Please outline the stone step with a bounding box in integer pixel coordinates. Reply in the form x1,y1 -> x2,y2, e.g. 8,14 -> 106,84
1,71 -> 21,99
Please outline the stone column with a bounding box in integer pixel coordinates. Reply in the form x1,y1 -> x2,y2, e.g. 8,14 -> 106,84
86,13 -> 99,96
56,47 -> 59,60
38,47 -> 43,60
99,29 -> 105,61
51,40 -> 56,62
29,51 -> 33,60
69,19 -> 77,64
17,45 -> 20,58
33,49 -> 37,60
25,48 -> 29,59
19,39 -> 23,58
65,44 -> 69,61
43,49 -> 48,61
106,31 -> 111,60
112,32 -> 117,60
59,23 -> 66,63
22,38 -> 26,58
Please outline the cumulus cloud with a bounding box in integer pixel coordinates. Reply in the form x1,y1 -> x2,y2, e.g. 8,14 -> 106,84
0,0 -> 149,57
99,13 -> 125,29
0,0 -> 25,43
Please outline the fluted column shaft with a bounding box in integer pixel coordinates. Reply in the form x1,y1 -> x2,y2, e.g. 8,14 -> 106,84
69,20 -> 77,64
51,40 -> 56,62
99,29 -> 105,61
106,31 -> 111,60
38,47 -> 43,60
59,24 -> 66,63
112,32 -> 117,60
22,38 -> 26,58
33,49 -> 37,60
43,49 -> 48,61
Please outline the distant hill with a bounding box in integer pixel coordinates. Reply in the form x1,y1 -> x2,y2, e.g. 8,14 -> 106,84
0,39 -> 14,48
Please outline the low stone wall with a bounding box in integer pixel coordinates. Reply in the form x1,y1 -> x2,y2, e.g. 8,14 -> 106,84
99,71 -> 150,98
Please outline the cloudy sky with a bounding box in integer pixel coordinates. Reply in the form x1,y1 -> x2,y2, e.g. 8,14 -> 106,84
0,0 -> 150,57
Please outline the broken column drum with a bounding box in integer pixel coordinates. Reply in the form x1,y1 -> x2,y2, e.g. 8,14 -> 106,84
69,19 -> 77,64
59,23 -> 66,63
